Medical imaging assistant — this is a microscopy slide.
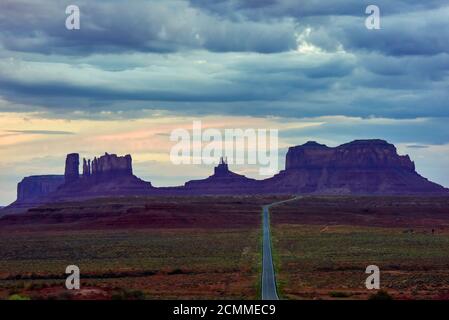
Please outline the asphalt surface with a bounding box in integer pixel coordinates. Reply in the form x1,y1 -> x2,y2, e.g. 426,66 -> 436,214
261,204 -> 279,300
261,197 -> 301,300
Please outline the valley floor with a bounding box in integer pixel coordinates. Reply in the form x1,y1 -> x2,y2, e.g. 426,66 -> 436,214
271,196 -> 449,300
0,196 -> 286,300
1,195 -> 449,300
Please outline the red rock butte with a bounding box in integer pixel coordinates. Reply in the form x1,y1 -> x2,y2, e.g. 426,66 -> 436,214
261,139 -> 444,194
8,139 -> 449,208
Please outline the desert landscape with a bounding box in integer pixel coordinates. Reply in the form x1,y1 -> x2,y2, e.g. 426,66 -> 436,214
1,139 -> 449,300
271,196 -> 449,300
1,1 -> 449,309
0,196 -> 284,300
1,194 -> 449,300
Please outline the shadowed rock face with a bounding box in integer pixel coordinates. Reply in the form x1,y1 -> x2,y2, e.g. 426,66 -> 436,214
265,140 -> 445,195
16,175 -> 65,204
8,153 -> 153,209
286,140 -> 415,171
177,140 -> 446,195
54,153 -> 151,200
183,157 -> 258,194
8,140 -> 449,209
90,153 -> 133,177
64,153 -> 79,184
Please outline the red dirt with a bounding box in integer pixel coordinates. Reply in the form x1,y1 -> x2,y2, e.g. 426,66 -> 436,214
271,196 -> 449,229
0,196 -> 288,232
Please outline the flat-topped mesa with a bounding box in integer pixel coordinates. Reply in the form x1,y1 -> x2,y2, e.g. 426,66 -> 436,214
16,175 -> 65,204
67,153 -> 133,182
89,153 -> 133,177
7,139 -> 448,210
286,141 -> 331,170
286,139 -> 415,171
54,152 -> 151,200
266,139 -> 448,195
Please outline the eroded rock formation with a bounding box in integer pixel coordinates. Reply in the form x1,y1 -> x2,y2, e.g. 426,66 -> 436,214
286,140 -> 415,171
183,157 -> 258,194
264,140 -> 446,194
15,175 -> 65,204
8,140 -> 449,210
50,152 -> 152,200
82,158 -> 91,176
64,153 -> 79,184
90,153 -> 133,177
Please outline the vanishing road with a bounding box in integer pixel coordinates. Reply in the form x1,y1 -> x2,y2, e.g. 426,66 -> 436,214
261,204 -> 279,300
261,197 -> 301,300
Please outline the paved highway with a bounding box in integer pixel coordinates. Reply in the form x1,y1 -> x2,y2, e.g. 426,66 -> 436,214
261,197 -> 301,300
261,204 -> 279,300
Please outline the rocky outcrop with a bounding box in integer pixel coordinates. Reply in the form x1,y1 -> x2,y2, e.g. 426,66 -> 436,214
183,157 -> 258,194
286,140 -> 415,171
264,140 -> 447,195
9,153 -> 152,208
82,158 -> 91,176
90,153 -> 133,177
15,175 -> 65,204
8,140 -> 449,210
53,153 -> 151,200
81,153 -> 132,178
64,153 -> 79,184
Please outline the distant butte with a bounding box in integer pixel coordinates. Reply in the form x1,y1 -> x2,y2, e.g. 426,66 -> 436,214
6,139 -> 449,209
182,157 -> 258,195
261,139 -> 445,194
53,152 -> 153,200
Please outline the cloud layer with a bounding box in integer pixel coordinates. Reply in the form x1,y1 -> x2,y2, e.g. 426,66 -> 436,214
0,0 -> 448,204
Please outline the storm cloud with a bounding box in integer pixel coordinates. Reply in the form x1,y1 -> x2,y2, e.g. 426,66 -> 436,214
1,0 -> 449,204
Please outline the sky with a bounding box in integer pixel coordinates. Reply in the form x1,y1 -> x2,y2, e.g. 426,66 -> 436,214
0,0 -> 449,205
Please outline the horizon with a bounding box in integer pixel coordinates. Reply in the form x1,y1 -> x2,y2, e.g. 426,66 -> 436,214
1,1 -> 449,205
3,137 -> 448,206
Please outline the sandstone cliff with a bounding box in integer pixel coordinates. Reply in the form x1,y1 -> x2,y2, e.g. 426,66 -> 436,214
90,153 -> 133,177
54,153 -> 152,200
264,140 -> 446,195
8,140 -> 448,209
64,153 -> 79,184
9,153 -> 152,208
14,175 -> 65,205
286,140 -> 415,171
183,157 -> 258,194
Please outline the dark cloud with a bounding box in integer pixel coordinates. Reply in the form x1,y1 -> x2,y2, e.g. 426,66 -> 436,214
281,117 -> 449,145
1,0 -> 448,58
0,1 -> 448,122
190,0 -> 447,19
192,1 -> 449,57
333,8 -> 449,56
0,0 -> 297,55
0,50 -> 358,113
